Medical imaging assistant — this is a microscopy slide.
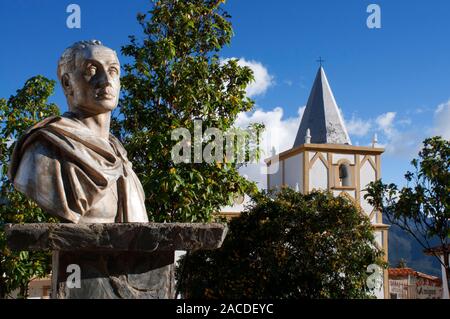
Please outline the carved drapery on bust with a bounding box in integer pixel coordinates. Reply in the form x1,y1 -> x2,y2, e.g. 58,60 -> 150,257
8,113 -> 147,223
7,40 -> 148,223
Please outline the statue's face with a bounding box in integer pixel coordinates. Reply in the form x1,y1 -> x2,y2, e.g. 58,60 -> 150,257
64,45 -> 120,115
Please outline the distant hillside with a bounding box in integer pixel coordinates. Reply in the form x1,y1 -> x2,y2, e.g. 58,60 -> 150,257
386,218 -> 442,277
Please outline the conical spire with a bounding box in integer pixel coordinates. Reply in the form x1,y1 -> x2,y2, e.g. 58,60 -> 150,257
293,67 -> 351,147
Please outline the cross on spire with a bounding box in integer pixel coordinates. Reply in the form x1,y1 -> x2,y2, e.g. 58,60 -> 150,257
316,56 -> 325,67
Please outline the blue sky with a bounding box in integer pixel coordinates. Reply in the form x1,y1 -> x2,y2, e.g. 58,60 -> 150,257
0,0 -> 449,188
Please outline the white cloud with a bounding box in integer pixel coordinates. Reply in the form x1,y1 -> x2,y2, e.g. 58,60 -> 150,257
383,131 -> 422,158
434,100 -> 450,139
224,58 -> 274,97
372,111 -> 424,158
346,115 -> 372,137
340,110 -> 420,158
376,112 -> 396,136
236,106 -> 304,154
235,106 -> 305,189
235,106 -> 419,188
376,101 -> 450,158
233,99 -> 448,189
398,118 -> 412,126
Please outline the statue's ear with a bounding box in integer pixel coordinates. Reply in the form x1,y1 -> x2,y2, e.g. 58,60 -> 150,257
61,73 -> 73,96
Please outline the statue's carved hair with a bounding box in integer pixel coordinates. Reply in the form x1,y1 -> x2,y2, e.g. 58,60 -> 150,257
57,40 -> 116,83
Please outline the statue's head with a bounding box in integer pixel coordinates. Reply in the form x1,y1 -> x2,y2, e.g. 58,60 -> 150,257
57,40 -> 120,115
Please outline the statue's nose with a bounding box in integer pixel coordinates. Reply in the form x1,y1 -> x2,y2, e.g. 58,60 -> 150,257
97,70 -> 114,88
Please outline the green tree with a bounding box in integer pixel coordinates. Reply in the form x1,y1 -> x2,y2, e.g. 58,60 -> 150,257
114,0 -> 260,222
365,136 -> 450,295
176,189 -> 385,299
0,76 -> 59,298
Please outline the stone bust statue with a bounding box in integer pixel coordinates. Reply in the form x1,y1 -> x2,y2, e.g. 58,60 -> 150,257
8,40 -> 148,224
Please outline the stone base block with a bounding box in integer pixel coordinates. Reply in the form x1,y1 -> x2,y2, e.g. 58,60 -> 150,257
52,250 -> 175,299
5,223 -> 228,299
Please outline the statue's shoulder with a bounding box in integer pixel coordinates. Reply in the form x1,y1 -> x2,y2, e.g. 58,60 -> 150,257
41,112 -> 84,131
16,115 -> 64,152
108,134 -> 129,158
14,115 -> 62,149
23,113 -> 87,141
8,115 -> 63,181
26,115 -> 62,133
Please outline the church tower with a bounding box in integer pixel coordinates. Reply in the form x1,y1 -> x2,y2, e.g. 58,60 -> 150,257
265,66 -> 389,298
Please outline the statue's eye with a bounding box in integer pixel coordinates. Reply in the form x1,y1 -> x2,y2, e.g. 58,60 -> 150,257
87,65 -> 97,76
109,67 -> 118,76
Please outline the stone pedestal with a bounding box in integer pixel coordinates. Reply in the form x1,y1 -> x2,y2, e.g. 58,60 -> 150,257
5,223 -> 227,299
